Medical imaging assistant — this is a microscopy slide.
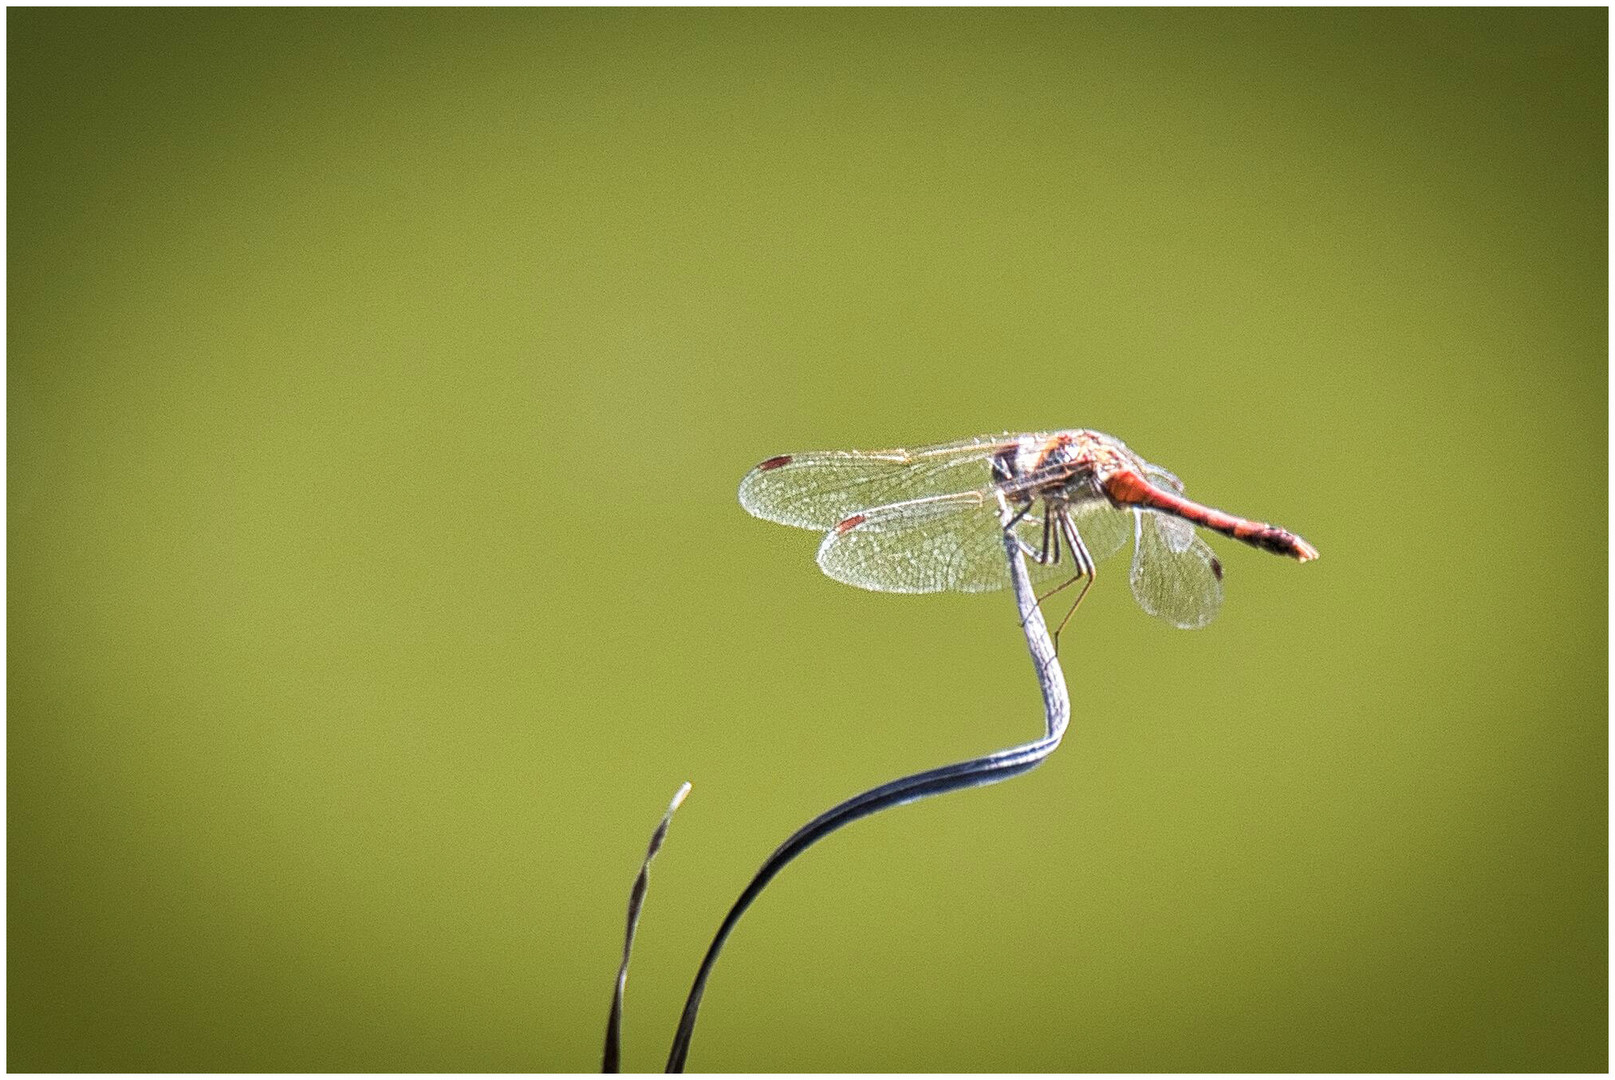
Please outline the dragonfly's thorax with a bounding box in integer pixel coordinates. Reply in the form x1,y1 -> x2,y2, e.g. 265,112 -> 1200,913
994,430 -> 1138,508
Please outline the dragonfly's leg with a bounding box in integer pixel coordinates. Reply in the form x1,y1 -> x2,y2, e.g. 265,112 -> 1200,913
1037,510 -> 1054,565
1031,509 -> 1086,609
988,490 -> 1040,555
1025,555 -> 1084,630
1025,571 -> 1081,630
1021,503 -> 1081,630
1051,511 -> 1097,652
1002,500 -> 1045,559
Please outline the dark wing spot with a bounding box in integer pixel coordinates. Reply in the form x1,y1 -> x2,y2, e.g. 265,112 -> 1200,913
834,513 -> 866,535
756,454 -> 792,471
1209,555 -> 1224,582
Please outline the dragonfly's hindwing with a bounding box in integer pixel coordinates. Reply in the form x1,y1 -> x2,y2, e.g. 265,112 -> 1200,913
1130,510 -> 1224,629
816,492 -> 1008,594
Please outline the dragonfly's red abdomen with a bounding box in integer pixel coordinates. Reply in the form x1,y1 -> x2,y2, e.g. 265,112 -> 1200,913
1103,469 -> 1319,562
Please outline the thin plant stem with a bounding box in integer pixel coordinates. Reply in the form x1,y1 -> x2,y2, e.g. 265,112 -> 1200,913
663,514 -> 1070,1071
603,781 -> 692,1072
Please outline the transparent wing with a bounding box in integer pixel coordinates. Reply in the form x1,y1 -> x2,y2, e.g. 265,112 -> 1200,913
818,492 -> 1069,594
1130,510 -> 1225,629
1141,462 -> 1194,552
1142,461 -> 1184,493
1066,501 -> 1136,563
739,433 -> 1030,531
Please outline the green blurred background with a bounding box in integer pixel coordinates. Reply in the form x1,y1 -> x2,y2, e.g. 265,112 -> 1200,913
8,8 -> 1606,1072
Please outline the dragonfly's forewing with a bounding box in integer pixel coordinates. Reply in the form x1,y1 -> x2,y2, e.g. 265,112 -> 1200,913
818,491 -> 1074,594
1130,510 -> 1224,629
738,434 -> 1026,531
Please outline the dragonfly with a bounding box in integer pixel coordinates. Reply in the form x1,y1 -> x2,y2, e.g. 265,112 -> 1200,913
738,430 -> 1318,638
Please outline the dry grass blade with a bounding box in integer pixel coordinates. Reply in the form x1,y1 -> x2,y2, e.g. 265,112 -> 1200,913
663,516 -> 1069,1071
602,781 -> 692,1072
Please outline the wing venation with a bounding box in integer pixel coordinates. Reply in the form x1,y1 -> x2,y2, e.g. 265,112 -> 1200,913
739,433 -> 1029,530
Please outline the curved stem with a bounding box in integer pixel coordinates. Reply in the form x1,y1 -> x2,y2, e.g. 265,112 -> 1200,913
664,518 -> 1070,1071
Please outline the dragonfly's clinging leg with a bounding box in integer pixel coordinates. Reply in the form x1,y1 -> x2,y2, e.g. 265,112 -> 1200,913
1032,569 -> 1086,609
1022,504 -> 1080,630
1051,511 -> 1097,651
994,497 -> 1046,565
1015,522 -> 1048,561
1024,512 -> 1097,650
